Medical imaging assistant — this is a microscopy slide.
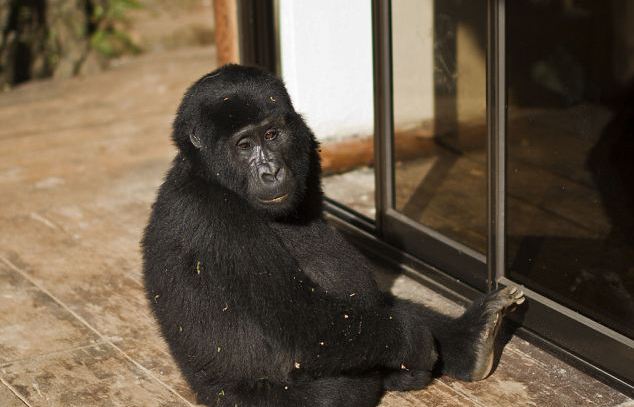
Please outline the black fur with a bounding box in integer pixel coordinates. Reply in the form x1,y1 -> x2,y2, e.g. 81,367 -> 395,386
142,65 -> 521,406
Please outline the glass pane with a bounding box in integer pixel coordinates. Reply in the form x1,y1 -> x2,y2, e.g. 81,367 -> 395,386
391,0 -> 488,253
277,0 -> 375,220
506,0 -> 634,338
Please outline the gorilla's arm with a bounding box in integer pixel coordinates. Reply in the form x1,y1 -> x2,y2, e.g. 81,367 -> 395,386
146,175 -> 435,380
268,219 -> 439,376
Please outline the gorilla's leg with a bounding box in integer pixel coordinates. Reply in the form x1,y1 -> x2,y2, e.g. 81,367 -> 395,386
418,286 -> 525,381
379,299 -> 437,392
195,376 -> 383,407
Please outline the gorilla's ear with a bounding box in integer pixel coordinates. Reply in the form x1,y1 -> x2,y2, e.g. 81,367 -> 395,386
189,130 -> 203,149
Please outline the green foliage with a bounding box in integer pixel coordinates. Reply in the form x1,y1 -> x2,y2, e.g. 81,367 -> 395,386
89,0 -> 142,59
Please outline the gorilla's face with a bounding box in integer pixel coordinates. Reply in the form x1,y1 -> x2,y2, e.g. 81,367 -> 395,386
219,113 -> 304,217
175,65 -> 317,218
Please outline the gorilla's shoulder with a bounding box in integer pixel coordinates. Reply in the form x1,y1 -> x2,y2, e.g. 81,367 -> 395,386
152,162 -> 260,231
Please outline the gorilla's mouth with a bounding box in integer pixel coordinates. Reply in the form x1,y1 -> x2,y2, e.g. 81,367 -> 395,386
258,193 -> 289,204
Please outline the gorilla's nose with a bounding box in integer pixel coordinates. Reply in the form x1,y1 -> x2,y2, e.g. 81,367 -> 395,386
259,162 -> 284,184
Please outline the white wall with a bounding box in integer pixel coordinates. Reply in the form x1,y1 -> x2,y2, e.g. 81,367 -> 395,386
278,0 -> 374,141
278,0 -> 435,141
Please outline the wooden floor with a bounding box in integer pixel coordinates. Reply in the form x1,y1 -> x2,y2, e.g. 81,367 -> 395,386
0,46 -> 631,406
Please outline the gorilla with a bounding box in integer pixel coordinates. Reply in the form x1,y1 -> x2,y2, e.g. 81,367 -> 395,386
142,65 -> 525,407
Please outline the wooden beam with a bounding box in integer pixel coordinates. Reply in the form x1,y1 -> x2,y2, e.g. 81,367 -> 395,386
320,123 -> 487,175
213,0 -> 240,65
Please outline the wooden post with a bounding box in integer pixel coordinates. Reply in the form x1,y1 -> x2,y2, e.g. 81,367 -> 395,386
213,0 -> 240,65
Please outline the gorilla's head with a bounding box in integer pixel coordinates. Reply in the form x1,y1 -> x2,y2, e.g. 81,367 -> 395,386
173,65 -> 321,219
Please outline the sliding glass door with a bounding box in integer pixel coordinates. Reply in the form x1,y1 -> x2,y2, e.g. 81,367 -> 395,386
504,0 -> 634,340
373,0 -> 634,388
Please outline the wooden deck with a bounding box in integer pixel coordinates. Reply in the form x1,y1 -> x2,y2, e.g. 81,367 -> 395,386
0,46 -> 631,406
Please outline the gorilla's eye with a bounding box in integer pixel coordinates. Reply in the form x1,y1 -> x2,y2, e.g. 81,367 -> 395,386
264,129 -> 278,141
237,139 -> 252,150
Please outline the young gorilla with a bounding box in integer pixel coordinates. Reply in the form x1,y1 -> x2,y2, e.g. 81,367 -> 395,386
142,65 -> 525,407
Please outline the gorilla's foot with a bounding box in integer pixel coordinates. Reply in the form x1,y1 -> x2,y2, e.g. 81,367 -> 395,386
468,286 -> 524,381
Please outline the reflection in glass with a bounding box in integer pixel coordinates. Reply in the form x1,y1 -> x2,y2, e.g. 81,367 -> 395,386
392,0 -> 488,253
506,1 -> 634,338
